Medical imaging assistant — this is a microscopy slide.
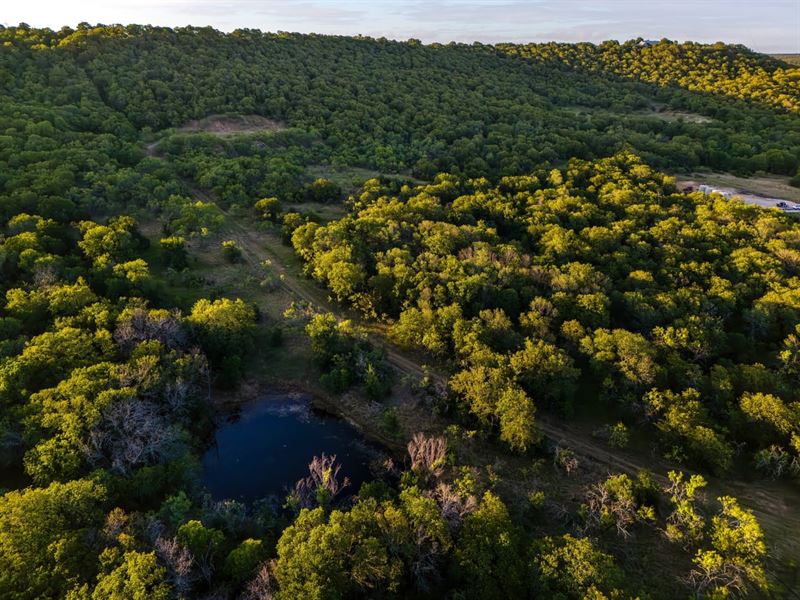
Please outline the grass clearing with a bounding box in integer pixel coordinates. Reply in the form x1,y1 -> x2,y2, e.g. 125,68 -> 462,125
647,102 -> 714,123
308,164 -> 424,194
564,103 -> 714,124
179,113 -> 287,136
648,109 -> 713,123
284,201 -> 347,223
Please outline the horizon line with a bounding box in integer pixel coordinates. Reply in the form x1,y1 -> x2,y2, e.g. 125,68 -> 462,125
2,22 -> 798,55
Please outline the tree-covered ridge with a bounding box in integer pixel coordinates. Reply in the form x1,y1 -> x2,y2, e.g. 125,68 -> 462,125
2,24 -> 798,184
292,153 -> 800,472
499,39 -> 800,113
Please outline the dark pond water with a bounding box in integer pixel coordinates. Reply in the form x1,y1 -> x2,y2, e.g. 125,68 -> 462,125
0,462 -> 29,493
201,392 -> 381,503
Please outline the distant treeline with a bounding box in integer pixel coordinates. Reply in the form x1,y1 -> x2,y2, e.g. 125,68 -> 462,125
2,24 -> 798,192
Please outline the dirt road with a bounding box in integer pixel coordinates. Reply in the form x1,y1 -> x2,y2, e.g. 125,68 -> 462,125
222,206 -> 800,538
166,164 -> 800,593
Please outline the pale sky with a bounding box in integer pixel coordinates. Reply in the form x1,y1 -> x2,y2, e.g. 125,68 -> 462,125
4,0 -> 799,53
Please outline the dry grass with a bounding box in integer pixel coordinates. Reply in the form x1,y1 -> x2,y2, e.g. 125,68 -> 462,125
650,110 -> 713,124
562,103 -> 713,125
771,54 -> 800,66
179,114 -> 287,136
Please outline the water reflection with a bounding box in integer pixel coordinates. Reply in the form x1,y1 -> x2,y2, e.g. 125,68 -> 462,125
201,392 -> 380,502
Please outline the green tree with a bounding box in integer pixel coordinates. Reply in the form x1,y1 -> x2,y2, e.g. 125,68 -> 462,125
223,538 -> 265,584
496,386 -> 538,453
0,478 -> 107,599
689,496 -> 767,598
90,551 -> 172,600
663,470 -> 707,547
305,178 -> 342,203
274,502 -> 401,599
254,197 -> 281,221
508,338 -> 579,407
186,298 -> 256,383
449,365 -> 507,427
176,519 -> 224,582
531,534 -> 625,598
452,492 -> 524,599
159,236 -> 188,269
0,327 -> 114,406
165,198 -> 224,238
644,388 -> 733,473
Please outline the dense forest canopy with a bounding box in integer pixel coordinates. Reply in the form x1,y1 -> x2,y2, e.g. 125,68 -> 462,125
292,153 -> 800,471
0,22 -> 798,600
2,24 -> 800,187
499,40 -> 800,113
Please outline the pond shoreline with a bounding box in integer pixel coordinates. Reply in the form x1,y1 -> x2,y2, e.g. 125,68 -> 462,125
202,385 -> 389,502
211,376 -> 408,458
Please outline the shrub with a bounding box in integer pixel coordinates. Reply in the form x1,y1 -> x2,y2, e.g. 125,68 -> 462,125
221,240 -> 243,263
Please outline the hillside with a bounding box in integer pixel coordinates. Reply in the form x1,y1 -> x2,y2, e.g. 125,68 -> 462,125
1,24 -> 799,600
3,26 -> 799,191
502,40 -> 800,113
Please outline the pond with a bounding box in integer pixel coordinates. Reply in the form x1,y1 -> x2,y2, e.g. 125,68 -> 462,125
0,462 -> 29,493
201,392 -> 382,503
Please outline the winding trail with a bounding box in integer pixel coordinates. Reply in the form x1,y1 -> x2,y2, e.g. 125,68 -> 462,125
153,142 -> 799,593
220,199 -> 800,564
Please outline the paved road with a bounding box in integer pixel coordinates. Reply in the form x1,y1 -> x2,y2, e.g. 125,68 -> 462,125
678,179 -> 800,212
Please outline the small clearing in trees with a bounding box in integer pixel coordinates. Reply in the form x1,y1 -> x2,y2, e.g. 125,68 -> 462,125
676,171 -> 800,207
179,114 -> 287,135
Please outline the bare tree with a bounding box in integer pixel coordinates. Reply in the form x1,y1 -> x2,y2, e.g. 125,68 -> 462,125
240,563 -> 275,600
583,478 -> 637,538
553,445 -> 579,475
145,516 -> 166,544
544,499 -> 572,525
114,307 -> 187,353
433,483 -> 477,530
686,560 -> 750,599
85,396 -> 182,475
407,432 -> 447,480
155,536 -> 196,596
411,370 -> 448,408
754,445 -> 800,479
382,457 -> 400,477
151,512 -> 216,587
32,265 -> 58,289
293,454 -> 350,509
163,377 -> 192,414
408,521 -> 448,593
102,507 -> 130,540
116,349 -> 209,420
